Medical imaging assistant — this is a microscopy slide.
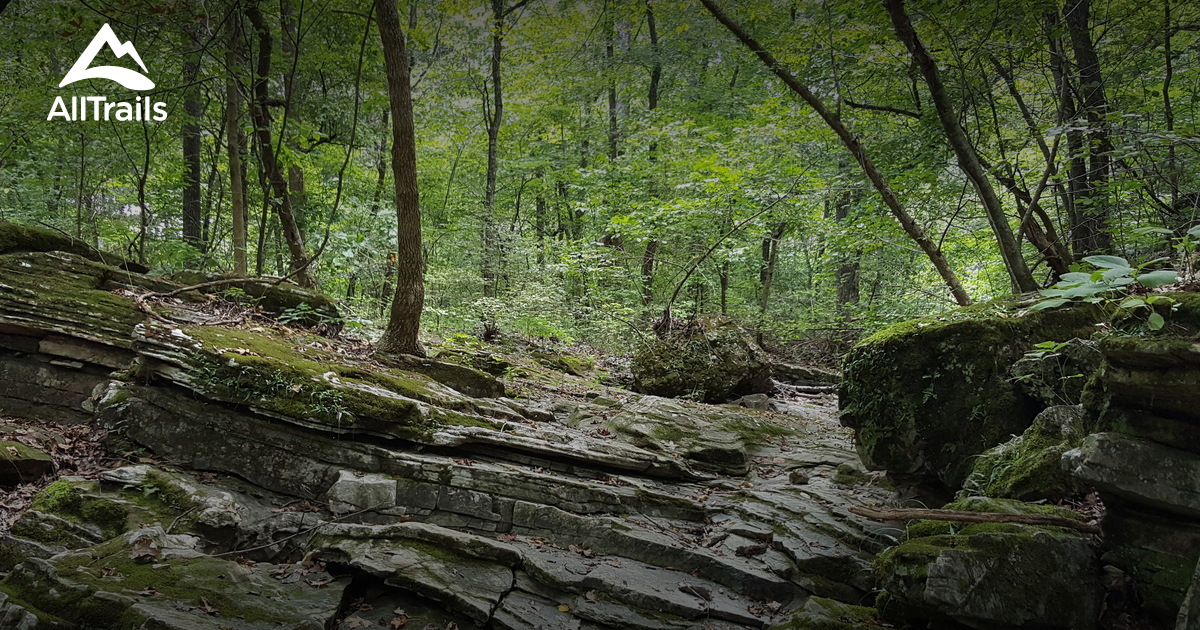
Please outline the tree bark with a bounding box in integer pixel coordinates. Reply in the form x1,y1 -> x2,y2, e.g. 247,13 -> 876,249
182,24 -> 203,249
245,4 -> 315,287
226,13 -> 248,275
700,0 -> 971,306
482,0 -> 505,298
883,0 -> 1037,293
375,0 -> 426,356
1063,0 -> 1113,253
641,0 -> 663,309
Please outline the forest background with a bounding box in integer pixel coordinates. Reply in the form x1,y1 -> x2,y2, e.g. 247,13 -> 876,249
0,0 -> 1196,357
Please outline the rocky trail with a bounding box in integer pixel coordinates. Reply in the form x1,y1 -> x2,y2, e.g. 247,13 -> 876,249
0,239 -> 898,629
5,224 -> 1200,629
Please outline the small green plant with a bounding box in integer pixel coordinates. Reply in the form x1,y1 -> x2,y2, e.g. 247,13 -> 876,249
1025,340 -> 1068,358
220,286 -> 261,306
1031,255 -> 1178,329
278,302 -> 343,328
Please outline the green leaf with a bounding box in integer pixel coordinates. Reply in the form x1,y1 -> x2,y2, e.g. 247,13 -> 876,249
1030,298 -> 1069,311
1119,297 -> 1146,309
1189,225 -> 1200,239
1057,272 -> 1093,285
1133,227 -> 1173,236
1148,312 -> 1165,331
1101,266 -> 1135,281
1136,269 -> 1178,288
1083,255 -> 1130,269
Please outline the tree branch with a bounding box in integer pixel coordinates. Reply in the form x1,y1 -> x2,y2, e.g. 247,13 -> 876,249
843,98 -> 922,119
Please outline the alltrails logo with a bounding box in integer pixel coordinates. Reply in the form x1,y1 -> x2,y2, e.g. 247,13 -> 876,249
48,23 -> 167,122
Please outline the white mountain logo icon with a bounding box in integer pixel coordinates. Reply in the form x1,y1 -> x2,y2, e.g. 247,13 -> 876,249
59,23 -> 155,91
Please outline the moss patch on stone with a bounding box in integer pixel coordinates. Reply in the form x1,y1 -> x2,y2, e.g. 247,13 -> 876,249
839,299 -> 1107,491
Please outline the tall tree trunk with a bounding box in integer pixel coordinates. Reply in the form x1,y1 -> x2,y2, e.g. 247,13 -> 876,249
1063,0 -> 1113,253
226,12 -> 248,275
641,0 -> 662,308
482,0 -> 505,297
182,24 -> 203,249
831,178 -> 860,316
245,3 -> 315,287
280,0 -> 307,225
375,0 -> 426,356
884,0 -> 1037,293
700,0 -> 971,306
759,222 -> 786,326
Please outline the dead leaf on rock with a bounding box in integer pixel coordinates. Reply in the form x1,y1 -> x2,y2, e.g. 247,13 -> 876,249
556,603 -> 571,613
199,597 -> 219,615
390,615 -> 409,628
344,617 -> 372,629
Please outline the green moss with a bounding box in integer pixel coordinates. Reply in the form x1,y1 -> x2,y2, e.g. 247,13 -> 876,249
30,479 -> 82,514
960,418 -> 1080,501
718,416 -> 798,445
184,325 -> 437,435
832,463 -> 869,486
0,441 -> 51,464
770,597 -> 879,629
0,537 -> 314,626
840,299 -> 1107,490
0,252 -> 145,342
28,479 -> 140,540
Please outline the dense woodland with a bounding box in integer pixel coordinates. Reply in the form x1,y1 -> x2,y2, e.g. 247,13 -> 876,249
1,0 -> 1198,352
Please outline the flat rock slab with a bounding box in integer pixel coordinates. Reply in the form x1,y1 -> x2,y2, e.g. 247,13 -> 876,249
0,440 -> 53,486
1064,432 -> 1200,518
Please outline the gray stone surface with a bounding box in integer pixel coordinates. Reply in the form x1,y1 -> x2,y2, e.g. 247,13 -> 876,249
1064,432 -> 1200,518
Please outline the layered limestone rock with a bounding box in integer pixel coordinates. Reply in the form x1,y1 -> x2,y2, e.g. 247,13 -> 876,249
0,238 -> 899,628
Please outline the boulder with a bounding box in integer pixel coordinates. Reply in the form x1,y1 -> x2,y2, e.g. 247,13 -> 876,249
961,405 -> 1088,501
1063,432 -> 1200,519
839,301 -> 1105,493
0,441 -> 52,486
0,219 -> 144,272
632,316 -> 773,403
876,519 -> 1100,629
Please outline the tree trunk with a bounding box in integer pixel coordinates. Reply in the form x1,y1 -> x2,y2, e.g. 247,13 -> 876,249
182,25 -> 203,249
832,183 -> 860,315
883,0 -> 1037,293
759,221 -> 786,319
700,0 -> 971,306
375,0 -> 426,357
482,0 -> 505,298
245,4 -> 315,287
1063,0 -> 1113,254
226,13 -> 248,275
641,0 -> 662,308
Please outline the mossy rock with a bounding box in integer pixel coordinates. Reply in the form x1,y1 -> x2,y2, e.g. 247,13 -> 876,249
0,527 -> 347,627
631,316 -> 773,403
0,441 -> 53,486
0,220 -> 143,272
0,251 -> 147,347
839,299 -> 1107,492
770,596 -> 879,629
875,513 -> 1100,628
961,405 -> 1089,501
532,349 -> 595,377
